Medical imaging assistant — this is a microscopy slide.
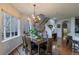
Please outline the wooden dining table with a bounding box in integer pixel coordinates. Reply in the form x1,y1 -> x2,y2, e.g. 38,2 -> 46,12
31,38 -> 48,54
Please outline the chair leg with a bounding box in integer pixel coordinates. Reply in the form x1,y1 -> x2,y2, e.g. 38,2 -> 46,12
16,48 -> 20,55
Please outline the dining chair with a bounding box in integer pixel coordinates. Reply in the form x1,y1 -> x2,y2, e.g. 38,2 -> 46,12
41,31 -> 53,54
39,40 -> 47,54
42,31 -> 53,55
22,35 -> 28,51
39,31 -> 48,55
22,35 -> 38,55
66,36 -> 72,49
72,40 -> 79,54
47,38 -> 53,54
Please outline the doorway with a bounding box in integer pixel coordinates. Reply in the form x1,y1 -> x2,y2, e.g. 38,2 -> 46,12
62,21 -> 69,45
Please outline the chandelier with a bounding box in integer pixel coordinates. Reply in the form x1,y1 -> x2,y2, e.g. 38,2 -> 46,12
32,4 -> 41,23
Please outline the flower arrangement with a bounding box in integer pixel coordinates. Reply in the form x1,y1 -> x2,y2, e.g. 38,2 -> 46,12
29,28 -> 42,39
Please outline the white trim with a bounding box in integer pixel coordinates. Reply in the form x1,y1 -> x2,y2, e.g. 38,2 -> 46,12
10,15 -> 11,37
1,35 -> 20,43
18,19 -> 20,36
3,13 -> 6,39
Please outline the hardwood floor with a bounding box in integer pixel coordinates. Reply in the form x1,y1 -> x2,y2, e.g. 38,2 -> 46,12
57,42 -> 72,55
9,38 -> 79,55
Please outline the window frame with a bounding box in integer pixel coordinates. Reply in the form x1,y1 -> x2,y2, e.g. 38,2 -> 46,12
2,12 -> 20,42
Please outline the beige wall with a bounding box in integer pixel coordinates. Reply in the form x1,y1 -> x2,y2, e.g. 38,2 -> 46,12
0,4 -> 22,18
0,4 -> 24,54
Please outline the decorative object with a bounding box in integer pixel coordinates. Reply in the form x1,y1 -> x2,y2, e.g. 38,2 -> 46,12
48,25 -> 53,30
57,24 -> 60,28
75,17 -> 79,33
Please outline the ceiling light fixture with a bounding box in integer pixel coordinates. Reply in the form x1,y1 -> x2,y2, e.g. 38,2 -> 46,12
32,4 -> 41,23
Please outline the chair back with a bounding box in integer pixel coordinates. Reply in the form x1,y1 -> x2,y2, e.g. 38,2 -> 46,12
66,36 -> 72,49
26,36 -> 31,51
22,35 -> 32,54
22,35 -> 28,48
67,36 -> 72,40
67,36 -> 72,42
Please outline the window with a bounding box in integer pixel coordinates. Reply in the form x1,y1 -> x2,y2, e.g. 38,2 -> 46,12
3,13 -> 20,41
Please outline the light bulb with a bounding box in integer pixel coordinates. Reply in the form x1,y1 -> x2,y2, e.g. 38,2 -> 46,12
32,14 -> 35,19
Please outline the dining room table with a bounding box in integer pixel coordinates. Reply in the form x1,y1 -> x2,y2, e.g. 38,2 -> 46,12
31,38 -> 48,54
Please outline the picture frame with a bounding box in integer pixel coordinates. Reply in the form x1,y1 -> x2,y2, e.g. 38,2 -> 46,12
75,17 -> 79,33
57,24 -> 60,28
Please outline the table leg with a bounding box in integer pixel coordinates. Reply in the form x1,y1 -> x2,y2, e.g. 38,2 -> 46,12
74,43 -> 75,54
38,44 -> 40,55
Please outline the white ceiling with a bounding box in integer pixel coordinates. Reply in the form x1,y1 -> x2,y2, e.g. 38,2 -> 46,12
12,3 -> 79,19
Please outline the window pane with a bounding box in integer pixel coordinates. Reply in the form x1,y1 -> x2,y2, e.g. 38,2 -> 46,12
5,14 -> 11,38
11,16 -> 15,36
11,17 -> 18,36
15,18 -> 18,36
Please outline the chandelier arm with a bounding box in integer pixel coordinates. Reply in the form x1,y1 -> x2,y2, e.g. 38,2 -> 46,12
33,4 -> 36,17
